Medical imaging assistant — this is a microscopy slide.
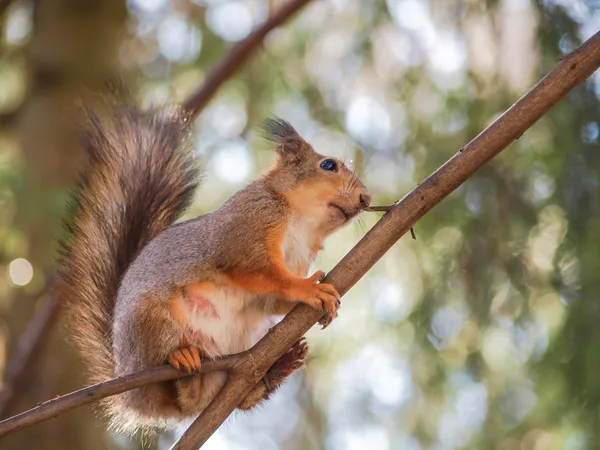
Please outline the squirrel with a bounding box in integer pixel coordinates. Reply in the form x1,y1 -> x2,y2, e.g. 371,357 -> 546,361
58,104 -> 371,436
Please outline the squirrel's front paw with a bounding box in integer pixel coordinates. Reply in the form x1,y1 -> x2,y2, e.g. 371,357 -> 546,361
168,346 -> 202,373
299,270 -> 340,314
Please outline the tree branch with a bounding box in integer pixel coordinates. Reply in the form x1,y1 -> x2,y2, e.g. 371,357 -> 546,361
182,0 -> 311,116
0,354 -> 245,437
0,0 -> 313,418
173,30 -> 600,449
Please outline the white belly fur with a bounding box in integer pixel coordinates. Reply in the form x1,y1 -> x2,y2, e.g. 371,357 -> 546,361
281,214 -> 317,276
179,286 -> 272,357
182,215 -> 317,358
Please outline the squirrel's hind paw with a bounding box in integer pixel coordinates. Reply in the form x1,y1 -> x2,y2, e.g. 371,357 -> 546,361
265,338 -> 309,389
168,346 -> 202,373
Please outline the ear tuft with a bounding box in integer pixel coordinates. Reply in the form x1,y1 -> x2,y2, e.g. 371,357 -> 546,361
261,116 -> 311,164
261,116 -> 300,144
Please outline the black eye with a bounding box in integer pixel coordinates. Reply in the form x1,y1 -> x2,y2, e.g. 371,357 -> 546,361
320,159 -> 338,172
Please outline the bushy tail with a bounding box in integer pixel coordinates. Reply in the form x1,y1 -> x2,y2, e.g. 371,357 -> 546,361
58,105 -> 200,390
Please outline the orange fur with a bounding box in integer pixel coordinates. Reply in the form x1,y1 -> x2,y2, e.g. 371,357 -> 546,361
227,221 -> 340,313
227,219 -> 297,294
170,293 -> 189,328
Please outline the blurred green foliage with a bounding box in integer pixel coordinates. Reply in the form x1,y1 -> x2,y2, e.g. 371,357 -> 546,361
1,0 -> 600,449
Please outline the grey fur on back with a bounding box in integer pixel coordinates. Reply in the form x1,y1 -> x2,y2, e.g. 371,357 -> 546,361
116,179 -> 288,304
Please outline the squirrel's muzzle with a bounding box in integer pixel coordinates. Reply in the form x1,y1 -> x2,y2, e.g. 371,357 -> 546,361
359,193 -> 371,209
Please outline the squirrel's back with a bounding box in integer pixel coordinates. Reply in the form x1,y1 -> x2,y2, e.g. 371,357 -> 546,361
58,104 -> 200,418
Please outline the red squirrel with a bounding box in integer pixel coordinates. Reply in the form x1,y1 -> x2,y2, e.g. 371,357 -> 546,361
58,105 -> 371,435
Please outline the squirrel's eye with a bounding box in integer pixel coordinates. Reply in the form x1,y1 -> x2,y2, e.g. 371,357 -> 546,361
320,159 -> 338,172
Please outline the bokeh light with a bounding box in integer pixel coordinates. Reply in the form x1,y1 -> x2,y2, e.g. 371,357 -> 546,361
8,258 -> 33,287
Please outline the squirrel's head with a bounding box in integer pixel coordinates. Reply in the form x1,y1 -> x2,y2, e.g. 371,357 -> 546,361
262,117 -> 371,234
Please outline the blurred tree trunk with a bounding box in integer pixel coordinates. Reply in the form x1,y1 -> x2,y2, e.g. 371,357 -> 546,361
1,0 -> 127,449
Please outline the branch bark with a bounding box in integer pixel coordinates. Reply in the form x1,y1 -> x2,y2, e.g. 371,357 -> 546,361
173,30 -> 600,449
0,0 -> 312,420
0,355 -> 244,437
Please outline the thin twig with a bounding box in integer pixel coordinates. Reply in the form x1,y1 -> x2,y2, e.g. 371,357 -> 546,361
173,30 -> 600,449
0,355 -> 243,437
182,0 -> 312,116
362,205 -> 393,212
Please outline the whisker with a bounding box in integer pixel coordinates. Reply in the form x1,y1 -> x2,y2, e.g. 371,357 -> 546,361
350,170 -> 360,191
355,216 -> 368,236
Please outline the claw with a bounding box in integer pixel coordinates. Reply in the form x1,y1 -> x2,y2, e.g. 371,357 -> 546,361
319,305 -> 339,329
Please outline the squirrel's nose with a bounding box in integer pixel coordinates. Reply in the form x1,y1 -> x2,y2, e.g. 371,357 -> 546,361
359,192 -> 371,209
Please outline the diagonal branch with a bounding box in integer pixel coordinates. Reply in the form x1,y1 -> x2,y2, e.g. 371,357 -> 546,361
0,355 -> 244,437
0,0 -> 313,419
173,31 -> 600,449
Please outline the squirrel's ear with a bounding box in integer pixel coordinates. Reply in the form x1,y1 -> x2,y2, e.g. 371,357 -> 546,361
261,117 -> 311,164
